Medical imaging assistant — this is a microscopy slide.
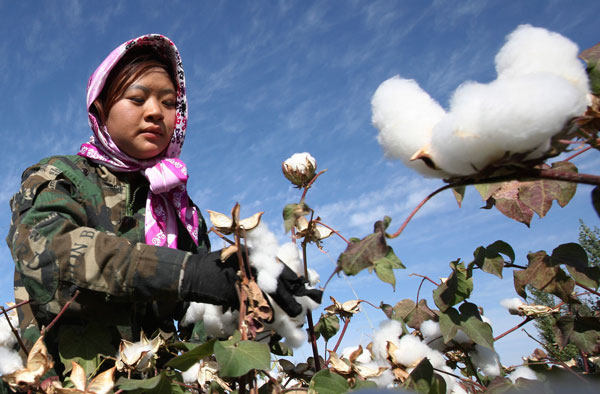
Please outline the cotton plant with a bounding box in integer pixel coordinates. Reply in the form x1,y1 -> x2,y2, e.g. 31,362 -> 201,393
0,304 -> 22,377
181,222 -> 321,347
372,24 -> 591,177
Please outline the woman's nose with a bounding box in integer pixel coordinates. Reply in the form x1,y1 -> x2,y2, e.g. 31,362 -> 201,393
144,97 -> 164,121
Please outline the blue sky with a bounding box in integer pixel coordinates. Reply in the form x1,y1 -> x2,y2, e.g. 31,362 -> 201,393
1,0 -> 599,366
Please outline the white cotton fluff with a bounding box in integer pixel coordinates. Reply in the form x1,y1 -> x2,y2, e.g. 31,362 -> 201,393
182,361 -> 200,383
362,359 -> 394,388
371,319 -> 403,360
0,346 -> 23,375
181,223 -> 321,348
203,305 -> 238,338
373,25 -> 590,178
263,294 -> 307,348
495,24 -> 590,95
451,384 -> 469,394
430,72 -> 587,175
341,346 -> 373,364
246,222 -> 284,293
420,320 -> 446,351
509,366 -> 538,383
393,334 -> 446,370
0,312 -> 19,348
371,76 -> 448,178
500,297 -> 525,314
469,344 -> 501,377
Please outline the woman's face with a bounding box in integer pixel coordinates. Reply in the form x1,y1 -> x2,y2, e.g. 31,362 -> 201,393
105,67 -> 177,160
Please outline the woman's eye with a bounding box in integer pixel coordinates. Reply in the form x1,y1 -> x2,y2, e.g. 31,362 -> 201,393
163,100 -> 176,107
129,97 -> 144,104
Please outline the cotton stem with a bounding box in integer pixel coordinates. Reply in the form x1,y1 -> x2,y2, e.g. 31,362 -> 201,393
43,289 -> 80,334
1,306 -> 27,354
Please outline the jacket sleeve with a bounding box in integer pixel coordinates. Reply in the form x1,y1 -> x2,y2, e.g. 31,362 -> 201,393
6,160 -> 195,306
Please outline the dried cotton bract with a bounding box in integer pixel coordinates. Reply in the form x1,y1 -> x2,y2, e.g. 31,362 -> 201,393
372,25 -> 590,177
282,152 -> 317,187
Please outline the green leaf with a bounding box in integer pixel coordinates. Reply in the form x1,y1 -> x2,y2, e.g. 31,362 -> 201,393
308,369 -> 350,394
282,202 -> 311,232
471,240 -> 514,278
337,219 -> 403,289
581,42 -> 600,95
270,341 -> 293,356
433,260 -> 473,312
352,379 -> 377,390
405,358 -> 447,394
58,324 -> 117,376
392,299 -> 436,329
513,251 -> 576,302
213,331 -> 271,377
475,183 -> 502,201
438,307 -> 460,344
554,315 -> 600,354
116,371 -> 183,394
458,302 -> 495,349
551,243 -> 589,268
165,339 -> 215,371
314,314 -> 340,341
438,303 -> 494,349
452,186 -> 466,207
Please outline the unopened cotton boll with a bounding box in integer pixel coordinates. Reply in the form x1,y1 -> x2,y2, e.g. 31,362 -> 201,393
430,73 -> 587,175
509,366 -> 538,383
496,24 -> 590,95
470,344 -> 501,377
371,76 -> 448,178
0,347 -> 24,375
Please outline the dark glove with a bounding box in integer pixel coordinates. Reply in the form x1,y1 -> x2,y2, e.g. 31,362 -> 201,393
180,250 -> 240,310
269,264 -> 322,317
180,249 -> 323,317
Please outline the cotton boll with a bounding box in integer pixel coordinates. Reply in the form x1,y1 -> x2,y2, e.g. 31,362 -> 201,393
500,298 -> 525,314
371,76 -> 448,178
509,366 -> 538,383
470,344 -> 501,377
0,347 -> 24,375
277,243 -> 303,275
182,361 -> 200,383
481,315 -> 492,327
181,302 -> 206,326
362,359 -> 394,388
203,305 -> 237,338
394,335 -> 445,369
451,383 -> 469,394
496,25 -> 590,95
438,366 -> 457,394
420,320 -> 445,351
430,74 -> 587,175
341,346 -> 373,364
0,313 -> 19,348
307,268 -> 320,287
371,319 -> 403,360
452,329 -> 472,345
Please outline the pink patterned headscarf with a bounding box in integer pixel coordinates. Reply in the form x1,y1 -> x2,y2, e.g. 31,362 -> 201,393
78,34 -> 199,249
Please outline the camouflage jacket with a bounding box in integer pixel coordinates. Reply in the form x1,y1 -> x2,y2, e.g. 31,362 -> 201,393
7,155 -> 210,364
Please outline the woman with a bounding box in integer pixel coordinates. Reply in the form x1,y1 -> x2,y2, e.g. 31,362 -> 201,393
7,34 -> 320,376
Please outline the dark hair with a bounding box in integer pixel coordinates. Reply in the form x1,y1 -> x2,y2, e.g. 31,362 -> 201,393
92,46 -> 177,124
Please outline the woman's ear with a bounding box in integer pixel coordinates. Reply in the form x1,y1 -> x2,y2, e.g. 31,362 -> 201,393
91,100 -> 106,125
